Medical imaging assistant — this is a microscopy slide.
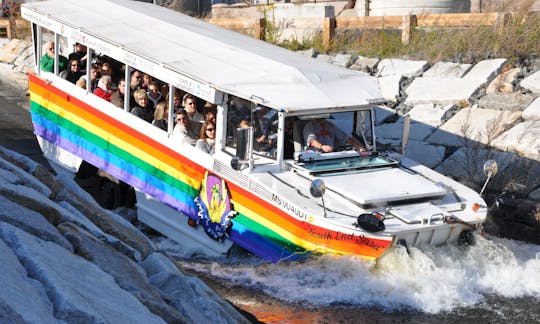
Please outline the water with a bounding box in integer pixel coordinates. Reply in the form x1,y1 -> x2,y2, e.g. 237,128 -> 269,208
158,234 -> 540,323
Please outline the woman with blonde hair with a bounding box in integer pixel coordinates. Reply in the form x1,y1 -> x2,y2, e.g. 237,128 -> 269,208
152,101 -> 169,131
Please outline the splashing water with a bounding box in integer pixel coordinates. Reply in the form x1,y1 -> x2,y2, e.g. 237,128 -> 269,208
157,234 -> 540,314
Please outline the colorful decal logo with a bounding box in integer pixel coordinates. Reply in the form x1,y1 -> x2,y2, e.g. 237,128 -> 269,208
194,172 -> 237,240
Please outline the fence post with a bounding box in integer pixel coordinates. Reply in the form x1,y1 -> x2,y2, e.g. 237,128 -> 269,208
495,12 -> 511,33
322,17 -> 336,52
401,15 -> 417,45
255,18 -> 266,41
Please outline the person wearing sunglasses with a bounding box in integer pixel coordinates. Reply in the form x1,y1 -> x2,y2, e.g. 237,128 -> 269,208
40,41 -> 68,73
172,109 -> 198,146
195,120 -> 216,154
60,58 -> 84,84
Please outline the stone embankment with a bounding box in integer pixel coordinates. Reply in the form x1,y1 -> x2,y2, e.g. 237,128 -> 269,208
1,37 -> 539,238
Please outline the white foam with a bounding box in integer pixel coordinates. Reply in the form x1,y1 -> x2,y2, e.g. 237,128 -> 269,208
173,234 -> 540,314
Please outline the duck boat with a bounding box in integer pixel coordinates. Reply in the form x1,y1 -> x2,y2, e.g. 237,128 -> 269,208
22,0 -> 489,262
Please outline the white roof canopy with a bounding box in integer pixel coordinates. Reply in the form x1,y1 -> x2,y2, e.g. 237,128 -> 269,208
22,0 -> 383,113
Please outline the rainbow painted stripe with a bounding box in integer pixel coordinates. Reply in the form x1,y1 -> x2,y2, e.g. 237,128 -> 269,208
28,73 -> 392,262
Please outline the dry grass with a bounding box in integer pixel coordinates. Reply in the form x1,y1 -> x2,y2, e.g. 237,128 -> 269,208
275,1 -> 540,66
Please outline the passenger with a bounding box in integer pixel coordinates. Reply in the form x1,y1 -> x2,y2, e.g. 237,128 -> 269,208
170,90 -> 183,112
129,69 -> 143,107
303,118 -> 364,153
111,78 -> 126,109
172,109 -> 198,145
183,93 -> 204,135
60,58 -> 84,84
68,43 -> 87,70
142,73 -> 153,90
75,77 -> 86,89
40,41 -> 68,73
147,81 -> 162,107
130,89 -> 154,123
253,106 -> 271,151
152,101 -> 169,131
195,121 -> 216,154
89,64 -> 100,92
283,118 -> 295,159
99,62 -> 116,88
203,105 -> 217,124
93,75 -> 113,102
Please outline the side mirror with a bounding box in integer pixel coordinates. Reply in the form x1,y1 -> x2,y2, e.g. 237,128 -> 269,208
483,159 -> 498,177
480,159 -> 498,195
309,179 -> 326,198
310,179 -> 327,217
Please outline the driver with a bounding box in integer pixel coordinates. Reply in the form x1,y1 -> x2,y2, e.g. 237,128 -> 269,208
303,118 -> 364,153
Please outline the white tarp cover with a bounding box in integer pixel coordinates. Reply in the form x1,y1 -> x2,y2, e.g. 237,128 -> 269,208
22,0 -> 383,112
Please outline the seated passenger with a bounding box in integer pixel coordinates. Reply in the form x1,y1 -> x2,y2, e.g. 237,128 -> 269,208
40,41 -> 68,73
183,94 -> 204,122
130,89 -> 154,123
303,118 -> 364,153
195,121 -> 216,154
60,58 -> 84,84
68,43 -> 88,69
93,75 -> 113,102
152,101 -> 169,131
172,109 -> 198,145
99,62 -> 116,89
89,64 -> 100,92
111,78 -> 126,109
147,81 -> 162,107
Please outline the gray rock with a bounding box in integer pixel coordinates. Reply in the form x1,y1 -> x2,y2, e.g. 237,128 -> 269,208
0,222 -> 164,323
0,195 -> 73,251
0,237 -> 59,323
492,120 -> 540,159
407,103 -> 458,127
426,108 -> 522,147
423,61 -> 472,78
350,55 -> 379,74
523,96 -> 540,120
404,140 -> 446,169
54,182 -> 155,259
314,54 -> 333,64
377,119 -> 436,141
477,92 -> 535,111
528,186 -> 540,201
376,58 -> 428,77
488,156 -> 540,196
57,223 -> 183,323
521,70 -> 540,94
462,58 -> 507,82
297,48 -> 318,58
378,75 -> 402,102
435,148 -> 516,187
486,67 -> 521,93
405,76 -> 482,105
0,154 -> 51,197
0,39 -> 30,65
332,53 -> 353,68
373,105 -> 396,125
142,252 -> 251,324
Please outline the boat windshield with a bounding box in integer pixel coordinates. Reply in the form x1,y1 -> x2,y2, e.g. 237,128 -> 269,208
293,152 -> 398,175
